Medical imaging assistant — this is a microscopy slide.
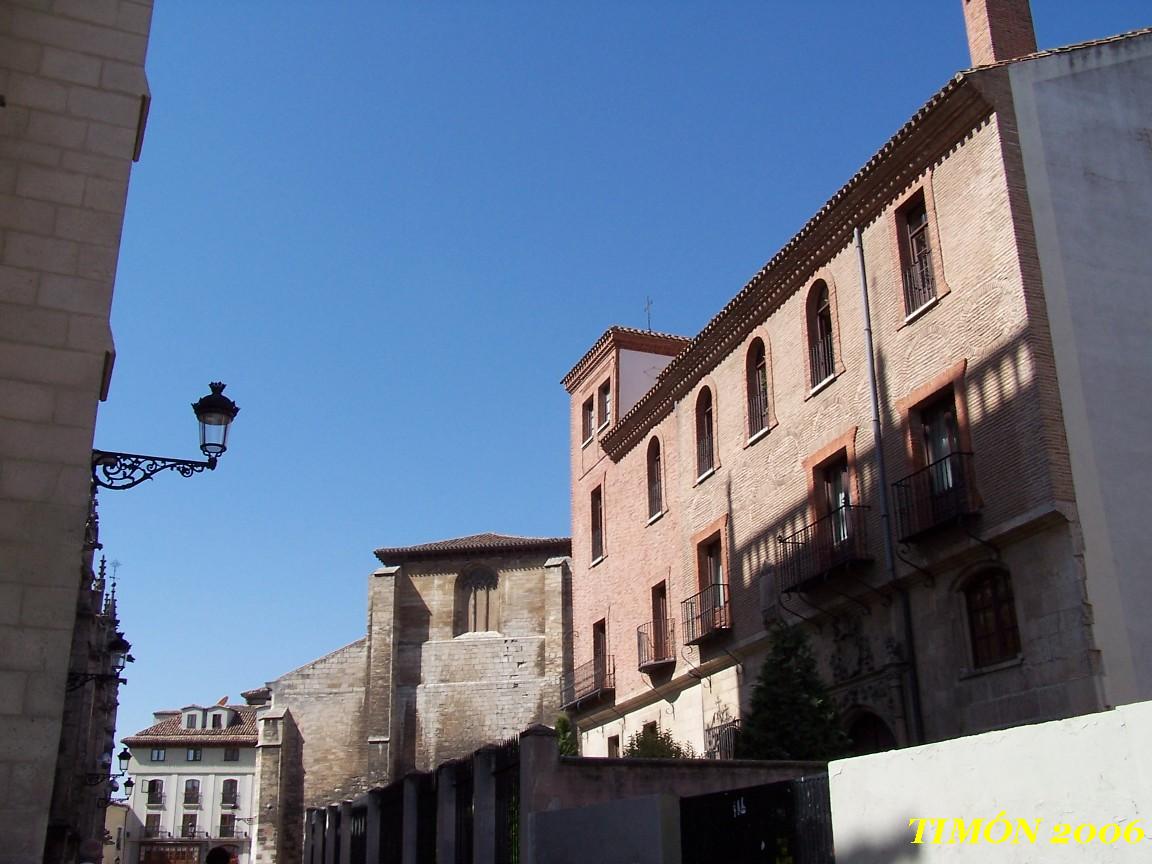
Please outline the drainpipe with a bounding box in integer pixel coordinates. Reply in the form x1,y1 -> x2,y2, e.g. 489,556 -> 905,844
854,226 -> 925,745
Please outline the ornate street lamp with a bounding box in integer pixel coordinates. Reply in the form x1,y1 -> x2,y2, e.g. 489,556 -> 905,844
66,632 -> 134,691
92,382 -> 240,490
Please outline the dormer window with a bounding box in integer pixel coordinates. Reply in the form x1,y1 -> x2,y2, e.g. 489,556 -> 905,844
597,379 -> 612,429
185,713 -> 197,729
211,713 -> 223,729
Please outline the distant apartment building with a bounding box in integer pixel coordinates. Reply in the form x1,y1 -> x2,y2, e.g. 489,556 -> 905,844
0,2 -> 154,860
121,703 -> 258,864
562,2 -> 1152,757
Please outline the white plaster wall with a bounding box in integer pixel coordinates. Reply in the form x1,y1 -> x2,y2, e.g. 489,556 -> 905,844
1010,32 -> 1152,707
829,701 -> 1152,863
618,349 -> 677,418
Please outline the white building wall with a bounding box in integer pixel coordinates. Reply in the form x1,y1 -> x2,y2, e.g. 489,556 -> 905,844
618,348 -> 677,418
1010,32 -> 1152,707
829,701 -> 1152,863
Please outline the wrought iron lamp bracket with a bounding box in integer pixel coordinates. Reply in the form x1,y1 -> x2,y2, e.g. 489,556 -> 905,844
91,450 -> 217,491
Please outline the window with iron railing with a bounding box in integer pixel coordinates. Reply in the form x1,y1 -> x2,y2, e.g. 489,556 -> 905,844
183,779 -> 200,806
681,582 -> 730,644
704,718 -> 741,760
181,815 -> 198,838
747,339 -> 770,436
901,198 -> 936,314
892,452 -> 975,541
646,438 -> 663,518
221,778 -> 239,809
776,504 -> 872,594
637,618 -> 676,670
590,486 -> 604,560
218,814 -> 236,838
809,282 -> 836,388
696,388 -> 715,477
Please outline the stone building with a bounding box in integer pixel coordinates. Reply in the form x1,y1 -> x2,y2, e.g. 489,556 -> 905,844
255,533 -> 571,810
562,1 -> 1152,758
0,1 -> 154,860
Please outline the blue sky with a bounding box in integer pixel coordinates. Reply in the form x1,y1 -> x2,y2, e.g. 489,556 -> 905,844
98,2 -> 1149,744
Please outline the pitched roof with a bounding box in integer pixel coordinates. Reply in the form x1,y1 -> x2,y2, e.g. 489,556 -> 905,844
374,532 -> 571,564
595,27 -> 1152,460
123,704 -> 259,746
561,326 -> 691,393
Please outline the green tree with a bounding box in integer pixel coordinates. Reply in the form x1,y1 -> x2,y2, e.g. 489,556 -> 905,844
554,714 -> 579,756
737,624 -> 851,761
623,725 -> 696,759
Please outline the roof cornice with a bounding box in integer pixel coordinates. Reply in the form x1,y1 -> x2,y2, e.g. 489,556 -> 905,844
601,75 -> 994,460
561,326 -> 690,394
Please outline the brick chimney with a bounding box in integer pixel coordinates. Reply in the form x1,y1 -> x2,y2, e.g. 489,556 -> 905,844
962,0 -> 1038,66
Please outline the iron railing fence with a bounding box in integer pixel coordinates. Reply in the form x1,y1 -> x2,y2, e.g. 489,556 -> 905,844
562,656 -> 615,707
902,248 -> 937,314
681,583 -> 731,644
777,504 -> 872,593
892,451 -> 975,541
636,618 -> 676,670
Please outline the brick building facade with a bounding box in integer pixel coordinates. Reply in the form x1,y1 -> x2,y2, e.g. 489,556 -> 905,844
562,3 -> 1152,757
254,533 -> 571,811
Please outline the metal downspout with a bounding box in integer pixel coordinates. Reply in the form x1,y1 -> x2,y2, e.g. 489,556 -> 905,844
854,225 -> 925,745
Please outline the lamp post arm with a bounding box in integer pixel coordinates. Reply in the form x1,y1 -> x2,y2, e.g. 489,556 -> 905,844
91,449 -> 217,491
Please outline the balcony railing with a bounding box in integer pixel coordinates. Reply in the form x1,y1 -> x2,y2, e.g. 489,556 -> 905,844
636,619 -> 676,671
704,719 -> 741,760
892,452 -> 976,541
183,793 -> 201,807
561,656 -> 615,709
143,827 -> 169,839
681,583 -> 731,644
180,826 -> 202,839
902,249 -> 937,314
810,331 -> 835,387
217,825 -> 247,840
146,793 -> 165,808
777,504 -> 872,593
220,795 -> 239,809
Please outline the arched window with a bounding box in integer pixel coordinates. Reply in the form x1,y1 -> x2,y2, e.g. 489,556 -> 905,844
646,438 -> 663,518
221,778 -> 238,808
964,567 -> 1020,668
695,387 -> 715,478
183,778 -> 200,805
146,778 -> 164,805
455,566 -> 500,634
808,280 -> 835,387
746,339 -> 770,436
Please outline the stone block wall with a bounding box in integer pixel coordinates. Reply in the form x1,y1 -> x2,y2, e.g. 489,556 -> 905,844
0,1 -> 152,859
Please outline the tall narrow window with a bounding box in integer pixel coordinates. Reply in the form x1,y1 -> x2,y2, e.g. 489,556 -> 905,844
808,281 -> 836,387
146,779 -> 164,806
183,779 -> 200,806
822,455 -> 851,544
181,814 -> 198,839
747,339 -> 769,436
593,619 -> 608,688
700,536 -> 723,592
590,486 -> 604,560
219,814 -> 236,838
696,388 -> 715,477
211,713 -> 222,729
145,813 -> 161,837
597,379 -> 612,428
185,713 -> 197,730
581,397 -> 594,443
920,393 -> 960,494
607,735 -> 620,758
901,195 -> 936,314
965,568 -> 1021,668
651,581 -> 669,661
221,778 -> 239,809
646,438 -> 663,518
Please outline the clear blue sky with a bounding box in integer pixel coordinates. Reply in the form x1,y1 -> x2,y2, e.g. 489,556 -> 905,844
98,2 -> 1149,746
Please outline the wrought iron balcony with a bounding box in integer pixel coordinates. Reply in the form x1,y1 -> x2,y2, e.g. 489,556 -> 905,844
681,583 -> 731,644
220,795 -> 239,809
892,452 -> 976,541
902,249 -> 937,314
146,792 -> 165,808
637,618 -> 676,671
561,656 -> 615,710
704,718 -> 741,760
183,793 -> 201,807
777,505 -> 872,593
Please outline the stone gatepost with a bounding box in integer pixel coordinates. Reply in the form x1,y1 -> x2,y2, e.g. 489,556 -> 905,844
518,724 -> 560,864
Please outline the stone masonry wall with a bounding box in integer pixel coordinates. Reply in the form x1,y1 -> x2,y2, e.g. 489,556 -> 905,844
0,1 -> 153,859
269,639 -> 369,808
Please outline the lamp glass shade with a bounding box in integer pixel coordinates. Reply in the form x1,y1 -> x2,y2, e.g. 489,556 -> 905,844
192,383 -> 239,458
117,748 -> 131,773
108,633 -> 131,673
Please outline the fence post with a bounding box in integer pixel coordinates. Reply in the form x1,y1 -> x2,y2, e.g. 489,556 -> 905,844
472,748 -> 498,864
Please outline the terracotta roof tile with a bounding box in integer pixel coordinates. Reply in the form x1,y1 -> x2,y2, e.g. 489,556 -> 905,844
374,532 -> 571,564
123,704 -> 259,746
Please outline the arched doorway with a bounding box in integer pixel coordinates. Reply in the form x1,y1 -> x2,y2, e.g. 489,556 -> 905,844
846,710 -> 897,755
206,846 -> 238,864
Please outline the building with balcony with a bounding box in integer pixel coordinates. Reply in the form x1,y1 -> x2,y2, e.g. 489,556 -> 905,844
121,703 -> 258,864
562,1 -> 1152,758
